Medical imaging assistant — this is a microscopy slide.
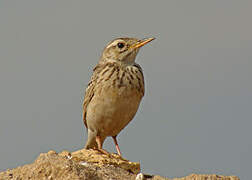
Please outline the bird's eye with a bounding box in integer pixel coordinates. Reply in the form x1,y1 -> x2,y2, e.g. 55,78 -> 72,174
117,42 -> 125,49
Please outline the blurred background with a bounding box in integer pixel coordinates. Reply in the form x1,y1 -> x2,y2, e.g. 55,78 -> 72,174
0,1 -> 251,179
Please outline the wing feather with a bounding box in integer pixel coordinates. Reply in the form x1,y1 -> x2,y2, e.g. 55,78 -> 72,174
82,64 -> 102,128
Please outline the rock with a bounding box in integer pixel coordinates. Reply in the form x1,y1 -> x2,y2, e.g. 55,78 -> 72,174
0,149 -> 240,180
70,149 -> 140,174
172,174 -> 239,180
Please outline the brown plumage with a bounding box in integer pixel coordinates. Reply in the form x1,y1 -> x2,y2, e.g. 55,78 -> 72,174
83,37 -> 155,156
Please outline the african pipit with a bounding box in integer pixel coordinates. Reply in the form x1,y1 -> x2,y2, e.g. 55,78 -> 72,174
83,37 -> 155,156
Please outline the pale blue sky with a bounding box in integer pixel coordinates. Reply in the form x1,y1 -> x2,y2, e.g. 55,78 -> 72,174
0,1 -> 251,179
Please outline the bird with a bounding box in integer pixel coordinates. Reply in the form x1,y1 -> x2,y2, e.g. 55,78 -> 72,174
83,37 -> 155,156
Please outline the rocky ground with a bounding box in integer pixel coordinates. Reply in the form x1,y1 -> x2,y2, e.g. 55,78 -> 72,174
0,149 -> 239,180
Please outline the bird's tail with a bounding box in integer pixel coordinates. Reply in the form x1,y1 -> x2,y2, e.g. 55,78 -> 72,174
84,129 -> 98,149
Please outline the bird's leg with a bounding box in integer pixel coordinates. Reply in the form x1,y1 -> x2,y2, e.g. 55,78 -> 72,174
96,135 -> 102,149
95,135 -> 110,155
112,136 -> 122,156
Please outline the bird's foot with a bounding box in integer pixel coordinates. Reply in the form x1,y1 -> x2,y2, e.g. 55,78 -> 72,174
95,148 -> 112,157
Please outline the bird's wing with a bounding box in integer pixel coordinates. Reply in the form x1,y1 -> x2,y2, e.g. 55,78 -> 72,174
82,64 -> 101,128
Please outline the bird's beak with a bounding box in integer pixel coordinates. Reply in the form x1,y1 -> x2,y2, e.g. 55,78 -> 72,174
131,37 -> 155,49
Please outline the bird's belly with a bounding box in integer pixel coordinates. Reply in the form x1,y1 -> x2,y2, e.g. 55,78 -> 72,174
86,86 -> 142,137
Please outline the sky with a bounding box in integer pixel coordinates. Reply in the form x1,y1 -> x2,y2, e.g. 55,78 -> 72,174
0,1 -> 251,179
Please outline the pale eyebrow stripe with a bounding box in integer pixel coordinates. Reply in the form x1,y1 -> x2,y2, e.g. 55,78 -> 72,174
106,40 -> 123,49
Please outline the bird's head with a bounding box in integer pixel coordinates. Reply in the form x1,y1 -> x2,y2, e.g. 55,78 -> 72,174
100,37 -> 155,64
